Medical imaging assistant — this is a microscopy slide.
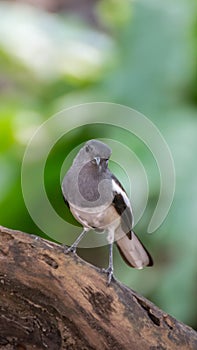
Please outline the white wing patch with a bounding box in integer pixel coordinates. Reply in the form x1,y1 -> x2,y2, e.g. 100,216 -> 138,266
112,179 -> 133,222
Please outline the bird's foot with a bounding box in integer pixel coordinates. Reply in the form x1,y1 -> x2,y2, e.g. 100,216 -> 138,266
63,245 -> 77,254
101,266 -> 114,286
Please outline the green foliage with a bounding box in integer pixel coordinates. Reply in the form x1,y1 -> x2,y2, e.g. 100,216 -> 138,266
0,0 -> 197,329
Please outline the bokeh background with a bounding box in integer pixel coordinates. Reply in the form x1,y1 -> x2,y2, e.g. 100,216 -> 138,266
0,0 -> 197,330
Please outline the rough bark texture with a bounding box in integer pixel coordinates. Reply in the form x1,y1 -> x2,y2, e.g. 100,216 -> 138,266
0,225 -> 196,350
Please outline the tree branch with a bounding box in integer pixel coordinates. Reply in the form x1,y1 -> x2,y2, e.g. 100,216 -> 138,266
0,225 -> 196,349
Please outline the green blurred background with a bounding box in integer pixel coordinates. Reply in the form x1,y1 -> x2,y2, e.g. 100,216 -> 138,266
0,0 -> 197,329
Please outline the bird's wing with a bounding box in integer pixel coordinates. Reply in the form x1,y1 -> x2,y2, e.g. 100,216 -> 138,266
62,180 -> 70,209
62,194 -> 70,209
111,174 -> 153,268
111,175 -> 133,238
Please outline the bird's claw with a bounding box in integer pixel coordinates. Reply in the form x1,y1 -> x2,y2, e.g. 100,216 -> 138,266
101,267 -> 114,285
64,245 -> 77,254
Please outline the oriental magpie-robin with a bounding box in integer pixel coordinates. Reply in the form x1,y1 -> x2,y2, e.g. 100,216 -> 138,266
62,139 -> 153,284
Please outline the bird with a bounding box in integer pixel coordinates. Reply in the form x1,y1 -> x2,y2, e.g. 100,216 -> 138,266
62,139 -> 153,284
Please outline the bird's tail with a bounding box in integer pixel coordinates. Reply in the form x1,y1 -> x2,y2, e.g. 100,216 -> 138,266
116,231 -> 153,269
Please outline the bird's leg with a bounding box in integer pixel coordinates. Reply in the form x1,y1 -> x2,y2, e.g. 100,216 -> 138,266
106,242 -> 114,285
102,230 -> 114,285
64,228 -> 89,254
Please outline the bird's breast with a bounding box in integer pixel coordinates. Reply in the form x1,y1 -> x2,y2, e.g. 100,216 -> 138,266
70,203 -> 120,231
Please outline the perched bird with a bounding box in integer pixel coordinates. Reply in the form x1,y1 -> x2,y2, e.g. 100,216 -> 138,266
62,139 -> 153,284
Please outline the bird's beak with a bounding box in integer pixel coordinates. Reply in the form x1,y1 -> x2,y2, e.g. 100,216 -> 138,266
94,157 -> 102,172
94,157 -> 100,166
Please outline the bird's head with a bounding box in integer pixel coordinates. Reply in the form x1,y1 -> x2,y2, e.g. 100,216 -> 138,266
74,139 -> 112,173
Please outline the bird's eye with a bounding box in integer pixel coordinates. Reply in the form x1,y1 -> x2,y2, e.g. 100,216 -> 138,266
102,159 -> 108,165
85,146 -> 90,152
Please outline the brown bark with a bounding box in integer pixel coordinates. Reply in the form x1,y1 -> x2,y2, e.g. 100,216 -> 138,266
0,225 -> 196,350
